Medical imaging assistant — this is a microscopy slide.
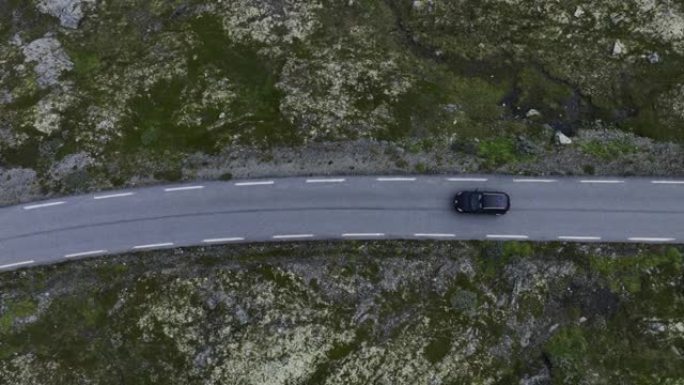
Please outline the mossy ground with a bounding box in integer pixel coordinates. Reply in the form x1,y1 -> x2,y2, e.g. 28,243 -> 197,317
3,0 -> 684,194
0,241 -> 682,384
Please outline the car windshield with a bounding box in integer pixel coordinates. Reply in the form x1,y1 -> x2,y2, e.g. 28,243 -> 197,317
482,194 -> 506,209
469,193 -> 481,210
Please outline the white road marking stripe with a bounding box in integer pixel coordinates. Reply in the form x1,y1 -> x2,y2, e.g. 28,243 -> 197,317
164,186 -> 204,192
628,237 -> 675,242
558,236 -> 602,241
94,192 -> 134,200
651,180 -> 684,185
513,179 -> 557,183
0,260 -> 35,270
272,234 -> 314,239
23,201 -> 66,210
64,250 -> 107,258
342,233 -> 385,237
414,233 -> 456,238
579,180 -> 624,184
132,242 -> 174,250
235,181 -> 275,186
203,237 -> 245,243
486,234 -> 529,239
446,177 -> 488,182
306,178 -> 346,183
376,177 -> 416,182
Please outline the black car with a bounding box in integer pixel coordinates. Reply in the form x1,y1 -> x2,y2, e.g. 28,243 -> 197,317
453,190 -> 510,215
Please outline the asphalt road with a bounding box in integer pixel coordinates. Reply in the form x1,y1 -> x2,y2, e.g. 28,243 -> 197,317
1,175 -> 684,271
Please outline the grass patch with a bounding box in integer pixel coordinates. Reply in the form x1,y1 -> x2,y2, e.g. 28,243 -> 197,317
590,248 -> 682,294
69,50 -> 101,78
423,335 -> 452,364
0,299 -> 38,334
544,326 -> 589,384
477,137 -> 518,167
580,139 -> 638,160
516,67 -> 574,117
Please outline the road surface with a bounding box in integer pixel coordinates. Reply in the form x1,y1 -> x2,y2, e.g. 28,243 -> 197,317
1,175 -> 683,271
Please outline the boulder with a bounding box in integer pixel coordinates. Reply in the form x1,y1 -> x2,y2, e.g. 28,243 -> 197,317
612,39 -> 626,56
36,0 -> 92,29
555,131 -> 572,145
647,52 -> 661,64
526,109 -> 541,118
22,36 -> 73,88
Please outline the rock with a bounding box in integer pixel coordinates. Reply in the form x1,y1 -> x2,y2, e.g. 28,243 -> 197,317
541,123 -> 554,134
673,322 -> 684,333
548,323 -> 559,333
647,51 -> 661,64
22,36 -> 73,88
516,135 -> 540,155
0,168 -> 40,205
555,131 -> 572,145
0,89 -> 12,105
36,0 -> 93,29
648,322 -> 667,334
48,152 -> 95,180
520,367 -> 551,385
33,90 -> 75,134
579,316 -> 587,323
9,33 -> 23,47
526,109 -> 541,118
612,39 -> 626,56
573,6 -> 585,18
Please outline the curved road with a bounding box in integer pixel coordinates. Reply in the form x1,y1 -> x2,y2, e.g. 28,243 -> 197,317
1,175 -> 684,271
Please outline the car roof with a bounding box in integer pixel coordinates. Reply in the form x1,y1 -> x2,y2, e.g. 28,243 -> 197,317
481,192 -> 509,209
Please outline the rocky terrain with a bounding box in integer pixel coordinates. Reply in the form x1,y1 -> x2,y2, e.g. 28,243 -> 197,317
2,2 -> 684,384
0,241 -> 682,384
1,0 -> 684,204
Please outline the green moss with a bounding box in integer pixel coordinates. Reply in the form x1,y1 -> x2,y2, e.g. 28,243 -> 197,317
423,335 -> 452,364
477,137 -> 518,167
517,67 -> 574,117
0,299 -> 38,334
187,15 -> 298,146
544,326 -> 589,383
580,139 -> 638,160
503,242 -> 533,258
590,250 -> 683,294
69,50 -> 101,78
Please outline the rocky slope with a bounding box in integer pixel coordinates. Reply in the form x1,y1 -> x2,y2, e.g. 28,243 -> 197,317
1,1 -> 684,204
0,241 -> 682,384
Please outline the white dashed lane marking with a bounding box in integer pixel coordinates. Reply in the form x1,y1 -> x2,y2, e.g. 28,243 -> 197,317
628,237 -> 675,242
132,242 -> 174,250
486,234 -> 529,240
94,192 -> 134,200
580,180 -> 624,184
272,234 -> 314,239
513,179 -> 557,183
235,181 -> 275,186
164,186 -> 204,192
651,180 -> 684,185
558,236 -> 602,241
64,250 -> 107,258
306,178 -> 346,183
376,177 -> 416,182
203,237 -> 245,243
0,260 -> 35,270
23,201 -> 66,210
446,177 -> 488,182
414,233 -> 456,238
341,233 -> 385,237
